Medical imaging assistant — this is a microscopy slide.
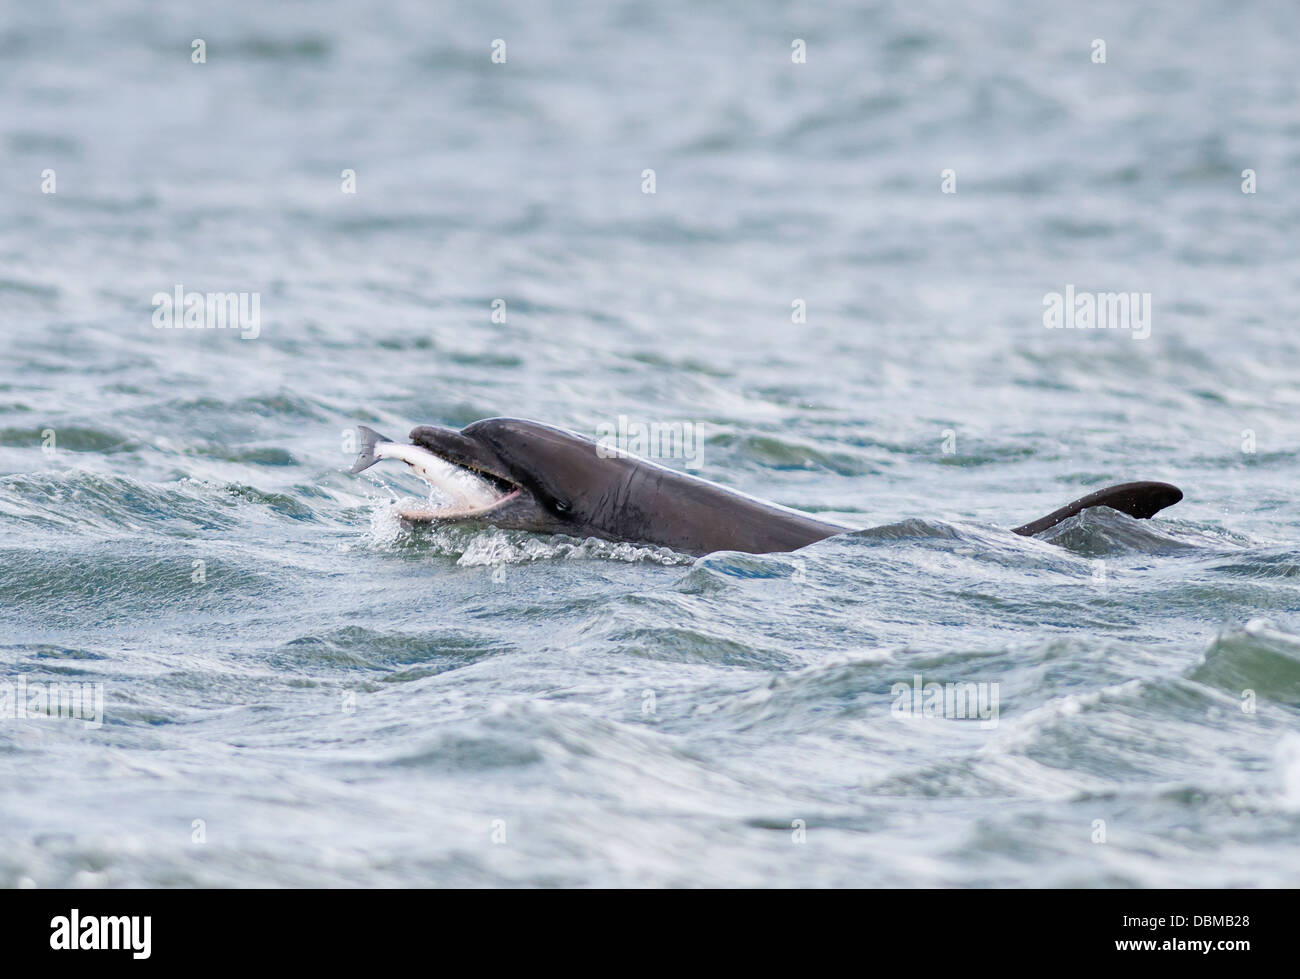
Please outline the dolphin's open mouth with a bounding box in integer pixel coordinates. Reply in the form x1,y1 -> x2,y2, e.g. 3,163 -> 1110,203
395,425 -> 525,523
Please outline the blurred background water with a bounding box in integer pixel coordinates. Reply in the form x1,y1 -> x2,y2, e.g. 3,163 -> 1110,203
1,0 -> 1299,886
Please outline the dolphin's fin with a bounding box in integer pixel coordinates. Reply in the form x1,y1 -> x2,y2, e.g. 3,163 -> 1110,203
1011,481 -> 1183,537
349,425 -> 394,474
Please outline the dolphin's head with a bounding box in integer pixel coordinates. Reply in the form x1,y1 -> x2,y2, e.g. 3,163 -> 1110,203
407,418 -> 629,537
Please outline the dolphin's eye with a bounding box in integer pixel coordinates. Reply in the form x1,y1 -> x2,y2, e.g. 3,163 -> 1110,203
554,498 -> 571,514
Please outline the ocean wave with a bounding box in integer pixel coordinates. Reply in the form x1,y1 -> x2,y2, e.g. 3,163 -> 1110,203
1038,507 -> 1202,556
1189,619 -> 1300,704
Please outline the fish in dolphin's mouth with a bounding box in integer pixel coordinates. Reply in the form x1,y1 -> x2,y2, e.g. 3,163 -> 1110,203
348,425 -> 520,521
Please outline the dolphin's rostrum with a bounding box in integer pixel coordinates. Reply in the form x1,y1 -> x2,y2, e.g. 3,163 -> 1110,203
349,418 -> 1183,556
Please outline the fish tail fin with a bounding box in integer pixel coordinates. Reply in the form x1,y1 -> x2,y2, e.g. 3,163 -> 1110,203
349,425 -> 394,474
1012,481 -> 1183,536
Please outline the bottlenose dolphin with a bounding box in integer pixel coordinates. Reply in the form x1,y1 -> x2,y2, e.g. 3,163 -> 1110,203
349,418 -> 1183,556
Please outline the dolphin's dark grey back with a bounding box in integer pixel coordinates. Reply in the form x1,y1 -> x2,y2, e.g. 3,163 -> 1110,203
594,456 -> 848,555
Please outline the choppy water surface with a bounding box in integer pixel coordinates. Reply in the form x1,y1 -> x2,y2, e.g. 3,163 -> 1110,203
2,0 -> 1299,887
